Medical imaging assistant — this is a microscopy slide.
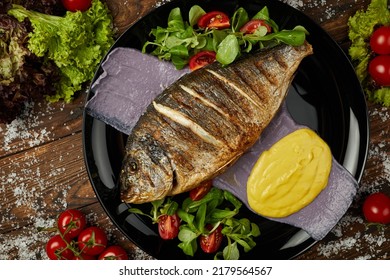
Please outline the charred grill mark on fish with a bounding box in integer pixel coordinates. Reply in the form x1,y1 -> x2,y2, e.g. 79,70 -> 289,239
165,88 -> 232,145
164,87 -> 238,149
147,109 -> 202,174
120,42 -> 313,204
206,69 -> 264,111
188,73 -> 258,134
179,85 -> 231,120
153,101 -> 225,147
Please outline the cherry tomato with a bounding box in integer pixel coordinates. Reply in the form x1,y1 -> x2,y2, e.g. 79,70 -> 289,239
57,209 -> 87,240
362,192 -> 390,224
368,55 -> 390,86
197,11 -> 230,29
77,226 -> 108,256
189,180 -> 212,201
370,26 -> 390,55
158,213 -> 180,240
98,245 -> 129,260
189,51 -> 216,71
46,234 -> 74,260
240,19 -> 272,34
199,224 -> 223,254
62,0 -> 92,12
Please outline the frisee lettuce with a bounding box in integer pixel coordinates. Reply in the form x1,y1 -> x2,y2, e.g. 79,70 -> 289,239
348,0 -> 390,106
8,0 -> 114,103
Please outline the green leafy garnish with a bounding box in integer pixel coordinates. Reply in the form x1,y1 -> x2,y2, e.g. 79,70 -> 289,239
348,0 -> 390,106
8,0 -> 114,102
129,187 -> 260,260
129,197 -> 178,223
142,5 -> 308,69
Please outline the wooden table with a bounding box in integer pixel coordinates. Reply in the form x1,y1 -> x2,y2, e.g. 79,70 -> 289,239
1,0 -> 389,260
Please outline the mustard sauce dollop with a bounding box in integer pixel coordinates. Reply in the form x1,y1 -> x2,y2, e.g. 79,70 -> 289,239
247,128 -> 332,218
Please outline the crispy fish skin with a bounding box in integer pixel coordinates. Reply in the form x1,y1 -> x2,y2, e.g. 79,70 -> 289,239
120,42 -> 313,204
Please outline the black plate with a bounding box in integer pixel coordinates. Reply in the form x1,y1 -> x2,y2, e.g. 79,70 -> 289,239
82,0 -> 369,259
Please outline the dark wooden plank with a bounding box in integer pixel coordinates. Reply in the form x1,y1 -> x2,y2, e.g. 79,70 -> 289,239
0,132 -> 94,234
0,202 -> 153,260
0,94 -> 86,158
106,0 -> 158,35
299,0 -> 372,45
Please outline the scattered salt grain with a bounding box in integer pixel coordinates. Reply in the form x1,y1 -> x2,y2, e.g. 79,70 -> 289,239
154,0 -> 171,8
0,101 -> 77,259
1,102 -> 54,152
315,105 -> 389,259
282,0 -> 304,9
280,0 -> 343,21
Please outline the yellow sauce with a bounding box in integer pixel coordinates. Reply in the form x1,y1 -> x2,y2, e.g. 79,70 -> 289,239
247,128 -> 332,218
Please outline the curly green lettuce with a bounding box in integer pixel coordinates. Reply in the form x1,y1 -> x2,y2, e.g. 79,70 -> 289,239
348,0 -> 390,106
8,0 -> 114,102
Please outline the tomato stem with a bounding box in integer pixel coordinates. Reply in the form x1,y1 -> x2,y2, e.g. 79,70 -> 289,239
37,226 -> 57,233
365,222 -> 385,231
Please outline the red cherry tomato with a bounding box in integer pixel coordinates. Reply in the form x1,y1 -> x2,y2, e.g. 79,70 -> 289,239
368,55 -> 390,86
62,0 -> 92,12
370,26 -> 390,55
189,180 -> 212,201
77,226 -> 108,256
46,234 -> 74,260
240,19 -> 272,34
158,213 -> 180,240
199,224 -> 223,254
98,245 -> 129,260
362,192 -> 390,224
57,209 -> 87,240
189,51 -> 216,71
197,11 -> 230,29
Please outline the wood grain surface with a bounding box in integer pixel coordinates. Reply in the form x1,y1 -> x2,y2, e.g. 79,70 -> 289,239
1,0 -> 389,260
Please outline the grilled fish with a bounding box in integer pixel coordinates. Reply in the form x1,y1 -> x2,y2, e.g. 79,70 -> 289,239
120,42 -> 313,204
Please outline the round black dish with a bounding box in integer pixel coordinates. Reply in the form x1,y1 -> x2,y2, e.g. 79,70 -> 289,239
82,0 -> 369,259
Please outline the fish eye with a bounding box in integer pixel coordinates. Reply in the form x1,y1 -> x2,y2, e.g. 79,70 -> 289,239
129,161 -> 138,173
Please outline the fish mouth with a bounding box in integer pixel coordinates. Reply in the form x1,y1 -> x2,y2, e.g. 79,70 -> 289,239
119,178 -> 160,204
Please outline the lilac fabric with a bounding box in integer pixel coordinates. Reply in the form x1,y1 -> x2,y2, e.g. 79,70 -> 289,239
85,48 -> 190,135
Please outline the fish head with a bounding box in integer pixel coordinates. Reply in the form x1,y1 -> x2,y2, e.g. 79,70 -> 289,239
120,134 -> 173,204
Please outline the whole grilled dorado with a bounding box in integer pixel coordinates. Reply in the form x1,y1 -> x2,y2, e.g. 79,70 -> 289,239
120,42 -> 313,204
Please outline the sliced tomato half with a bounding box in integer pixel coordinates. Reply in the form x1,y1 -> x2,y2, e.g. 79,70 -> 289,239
199,224 -> 223,254
197,11 -> 230,29
158,213 -> 180,240
189,180 -> 213,201
240,19 -> 272,34
189,51 -> 216,71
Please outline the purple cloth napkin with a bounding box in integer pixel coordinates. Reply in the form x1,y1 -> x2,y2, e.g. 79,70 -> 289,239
85,48 -> 189,135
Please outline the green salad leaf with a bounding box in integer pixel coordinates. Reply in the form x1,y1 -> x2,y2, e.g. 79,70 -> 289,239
142,5 -> 308,69
8,0 -> 114,102
348,0 -> 390,106
129,187 -> 260,260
